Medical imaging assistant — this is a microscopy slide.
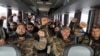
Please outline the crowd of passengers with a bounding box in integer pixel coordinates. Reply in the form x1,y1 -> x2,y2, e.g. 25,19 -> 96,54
0,14 -> 100,56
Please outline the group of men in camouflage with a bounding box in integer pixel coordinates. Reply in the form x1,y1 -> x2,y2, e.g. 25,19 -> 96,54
0,15 -> 100,56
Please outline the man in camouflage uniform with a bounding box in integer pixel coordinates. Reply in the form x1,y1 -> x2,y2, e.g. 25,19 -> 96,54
89,25 -> 100,56
73,26 -> 90,45
69,18 -> 90,45
20,30 -> 47,56
8,23 -> 33,44
37,16 -> 54,56
8,24 -> 47,56
39,16 -> 63,56
48,27 -> 74,56
40,16 -> 56,37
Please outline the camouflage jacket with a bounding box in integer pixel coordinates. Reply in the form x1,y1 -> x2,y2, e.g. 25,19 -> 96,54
19,37 -> 47,56
8,35 -> 47,56
74,34 -> 90,45
90,38 -> 100,56
48,36 -> 73,56
40,24 -> 55,37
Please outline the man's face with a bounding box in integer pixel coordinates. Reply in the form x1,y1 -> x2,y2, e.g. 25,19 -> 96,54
61,29 -> 70,40
92,28 -> 100,38
27,25 -> 34,32
10,23 -> 16,30
41,17 -> 48,25
16,25 -> 26,35
71,18 -> 77,23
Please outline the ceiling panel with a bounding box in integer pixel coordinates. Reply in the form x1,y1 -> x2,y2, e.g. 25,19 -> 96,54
0,0 -> 34,12
52,0 -> 100,15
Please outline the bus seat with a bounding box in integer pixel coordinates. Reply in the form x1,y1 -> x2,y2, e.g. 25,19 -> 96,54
63,44 -> 94,56
0,45 -> 21,56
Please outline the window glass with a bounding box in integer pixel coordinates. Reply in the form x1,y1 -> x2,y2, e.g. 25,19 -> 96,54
0,6 -> 7,28
80,8 -> 90,32
62,13 -> 64,25
12,9 -> 18,22
68,11 -> 75,26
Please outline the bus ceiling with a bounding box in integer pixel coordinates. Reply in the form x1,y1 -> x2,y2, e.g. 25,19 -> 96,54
0,0 -> 100,15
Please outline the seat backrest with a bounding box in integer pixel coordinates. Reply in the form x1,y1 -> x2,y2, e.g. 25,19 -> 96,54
0,44 -> 21,56
63,44 -> 94,56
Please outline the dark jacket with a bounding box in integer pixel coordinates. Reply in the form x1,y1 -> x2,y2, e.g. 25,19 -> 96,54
8,32 -> 33,44
91,37 -> 100,56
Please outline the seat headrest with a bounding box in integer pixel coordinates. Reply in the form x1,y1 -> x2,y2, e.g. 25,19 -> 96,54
0,45 -> 21,56
63,44 -> 94,56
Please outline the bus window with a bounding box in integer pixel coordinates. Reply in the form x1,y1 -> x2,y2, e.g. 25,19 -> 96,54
68,11 -> 75,26
0,6 -> 7,28
80,8 -> 90,32
12,9 -> 18,22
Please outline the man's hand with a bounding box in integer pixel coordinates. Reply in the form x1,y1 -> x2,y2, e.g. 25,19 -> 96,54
28,15 -> 33,18
71,18 -> 77,23
12,13 -> 16,16
41,18 -> 49,25
0,16 -> 6,20
0,39 -> 6,45
79,22 -> 87,28
38,30 -> 45,37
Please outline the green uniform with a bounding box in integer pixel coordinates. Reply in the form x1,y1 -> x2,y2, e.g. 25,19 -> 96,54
48,36 -> 73,56
20,37 -> 47,56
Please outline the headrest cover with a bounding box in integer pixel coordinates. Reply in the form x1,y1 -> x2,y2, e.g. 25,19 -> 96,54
0,45 -> 21,56
63,45 -> 94,56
